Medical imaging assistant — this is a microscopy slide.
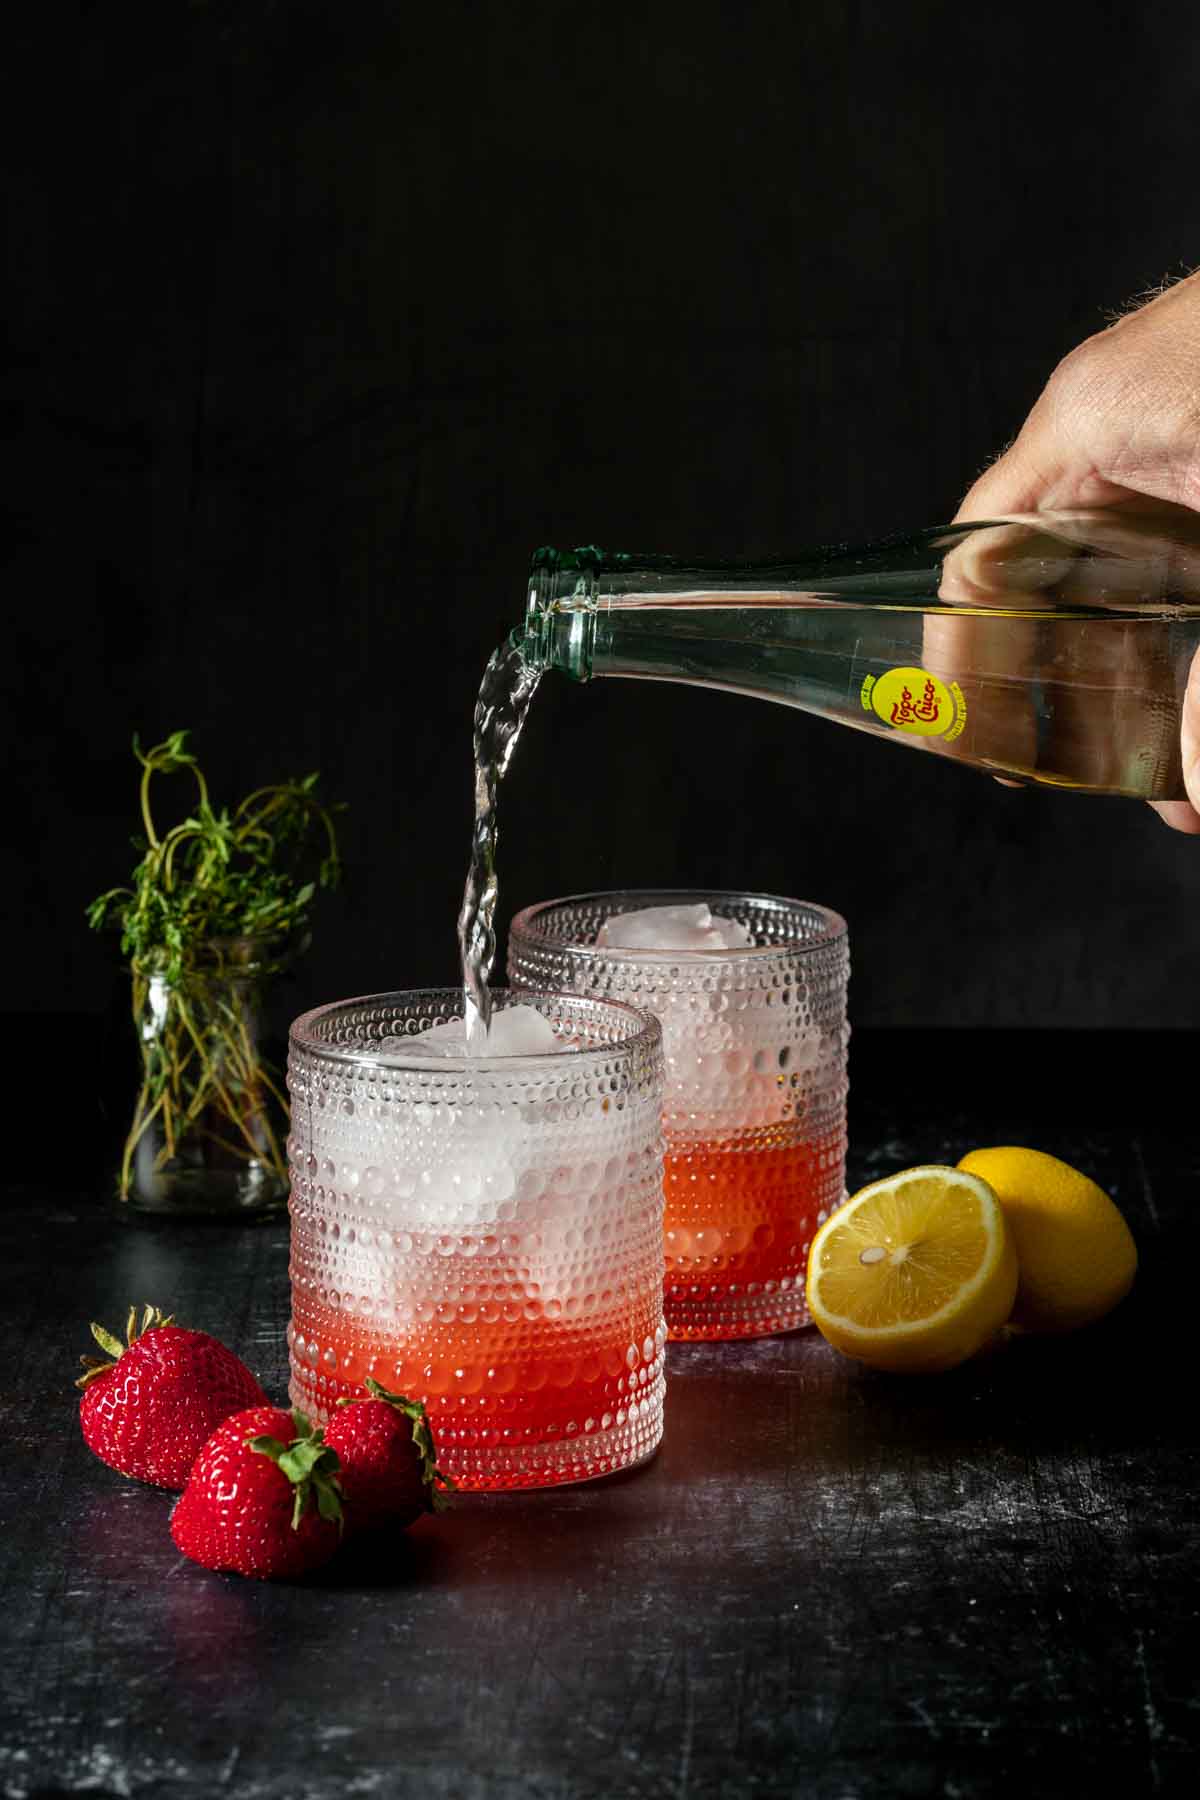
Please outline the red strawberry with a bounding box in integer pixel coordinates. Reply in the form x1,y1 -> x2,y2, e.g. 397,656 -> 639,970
170,1406 -> 344,1581
323,1379 -> 454,1533
77,1304 -> 269,1489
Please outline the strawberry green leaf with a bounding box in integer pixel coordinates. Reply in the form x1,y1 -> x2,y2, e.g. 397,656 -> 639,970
247,1434 -> 288,1464
314,1479 -> 343,1524
89,1323 -> 125,1360
277,1438 -> 333,1483
79,1305 -> 175,1391
248,1419 -> 344,1534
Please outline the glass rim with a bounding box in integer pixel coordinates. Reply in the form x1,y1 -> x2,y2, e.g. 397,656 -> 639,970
288,985 -> 663,1071
508,887 -> 848,963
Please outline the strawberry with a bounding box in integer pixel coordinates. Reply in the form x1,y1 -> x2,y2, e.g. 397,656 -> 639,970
323,1379 -> 454,1533
170,1406 -> 344,1581
77,1304 -> 269,1489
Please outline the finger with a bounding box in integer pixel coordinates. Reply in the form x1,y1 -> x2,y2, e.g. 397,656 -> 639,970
1042,505 -> 1200,608
956,433 -> 1065,521
929,520 -> 1059,783
921,604 -> 1041,779
1183,641 -> 1200,811
1148,799 -> 1200,833
932,515 -> 1197,796
1042,616 -> 1181,795
1147,636 -> 1200,825
1145,641 -> 1200,826
938,520 -> 1077,607
942,507 -> 1200,611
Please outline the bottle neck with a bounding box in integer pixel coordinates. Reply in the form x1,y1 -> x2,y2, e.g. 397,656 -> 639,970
521,552 -> 601,681
516,513 -> 1200,681
518,537 -> 944,682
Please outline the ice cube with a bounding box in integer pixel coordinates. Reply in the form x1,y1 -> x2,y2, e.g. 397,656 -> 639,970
483,1003 -> 562,1056
374,1004 -> 561,1060
374,1029 -> 456,1058
597,903 -> 754,953
396,1018 -> 471,1058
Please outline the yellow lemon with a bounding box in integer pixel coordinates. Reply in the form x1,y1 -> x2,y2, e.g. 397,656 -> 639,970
956,1147 -> 1136,1333
805,1166 -> 1018,1373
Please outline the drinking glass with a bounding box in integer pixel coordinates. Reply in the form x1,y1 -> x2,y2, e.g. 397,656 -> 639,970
286,988 -> 666,1492
508,891 -> 848,1341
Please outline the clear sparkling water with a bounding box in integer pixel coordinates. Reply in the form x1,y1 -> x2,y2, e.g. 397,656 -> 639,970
456,636 -> 542,1044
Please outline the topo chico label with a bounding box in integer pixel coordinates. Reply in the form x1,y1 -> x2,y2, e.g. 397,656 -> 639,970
860,666 -> 967,742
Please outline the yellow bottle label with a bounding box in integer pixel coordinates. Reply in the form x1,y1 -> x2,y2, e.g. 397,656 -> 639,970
860,667 -> 967,742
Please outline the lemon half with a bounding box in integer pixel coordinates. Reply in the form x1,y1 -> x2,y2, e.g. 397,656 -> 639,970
806,1165 -> 1018,1373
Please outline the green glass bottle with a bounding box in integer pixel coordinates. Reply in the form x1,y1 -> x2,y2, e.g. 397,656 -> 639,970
518,512 -> 1200,799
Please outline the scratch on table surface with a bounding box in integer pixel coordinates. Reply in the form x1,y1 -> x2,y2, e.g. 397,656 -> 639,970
806,1459 -> 1120,1544
1132,1627 -> 1164,1793
907,1696 -> 941,1741
507,1635 -> 617,1765
673,1649 -> 695,1799
1130,1138 -> 1160,1232
0,1742 -> 391,1800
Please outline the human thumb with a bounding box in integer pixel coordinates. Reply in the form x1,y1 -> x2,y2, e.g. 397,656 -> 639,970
1149,645 -> 1200,830
1184,643 -> 1200,814
1158,648 -> 1200,828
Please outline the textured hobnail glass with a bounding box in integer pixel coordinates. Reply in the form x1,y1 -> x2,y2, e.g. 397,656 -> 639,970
508,891 -> 849,1341
286,989 -> 666,1492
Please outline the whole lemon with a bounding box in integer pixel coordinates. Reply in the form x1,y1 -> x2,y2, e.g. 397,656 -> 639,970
956,1146 -> 1136,1333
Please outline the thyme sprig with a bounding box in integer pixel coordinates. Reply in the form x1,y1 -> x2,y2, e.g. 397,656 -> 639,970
88,730 -> 342,983
88,731 -> 344,1200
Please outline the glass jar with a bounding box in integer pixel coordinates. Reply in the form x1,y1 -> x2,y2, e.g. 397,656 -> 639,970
119,934 -> 294,1217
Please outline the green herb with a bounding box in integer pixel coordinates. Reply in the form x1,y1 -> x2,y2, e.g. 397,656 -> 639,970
88,731 -> 344,1200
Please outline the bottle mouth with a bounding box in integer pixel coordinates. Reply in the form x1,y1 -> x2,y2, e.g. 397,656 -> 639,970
520,556 -> 599,677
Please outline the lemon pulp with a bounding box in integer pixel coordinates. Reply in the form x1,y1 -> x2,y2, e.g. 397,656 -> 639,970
807,1165 -> 1018,1374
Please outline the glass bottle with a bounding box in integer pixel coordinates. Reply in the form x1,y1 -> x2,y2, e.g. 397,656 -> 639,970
517,511 -> 1200,798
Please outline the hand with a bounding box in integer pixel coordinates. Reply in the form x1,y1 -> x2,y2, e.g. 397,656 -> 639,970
954,269 -> 1200,830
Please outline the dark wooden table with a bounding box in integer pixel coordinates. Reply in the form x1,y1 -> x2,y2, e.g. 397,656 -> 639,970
3,1032 -> 1197,1799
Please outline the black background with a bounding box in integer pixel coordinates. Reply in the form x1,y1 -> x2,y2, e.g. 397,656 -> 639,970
7,0 -> 1200,1041
5,15 -> 1197,1791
